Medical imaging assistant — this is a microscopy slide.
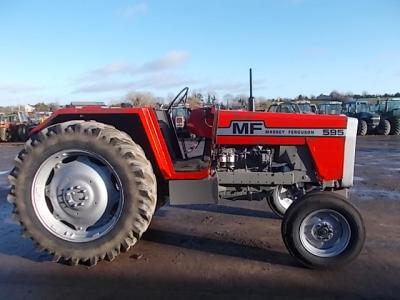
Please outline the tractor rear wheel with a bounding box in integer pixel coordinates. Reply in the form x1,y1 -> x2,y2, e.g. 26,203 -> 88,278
282,191 -> 365,269
357,120 -> 367,136
390,119 -> 400,135
8,121 -> 157,266
378,119 -> 391,135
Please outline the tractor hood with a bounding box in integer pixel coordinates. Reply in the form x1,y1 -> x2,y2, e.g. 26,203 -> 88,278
214,110 -> 357,187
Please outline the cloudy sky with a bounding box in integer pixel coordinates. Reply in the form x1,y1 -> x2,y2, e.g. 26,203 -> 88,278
0,0 -> 399,105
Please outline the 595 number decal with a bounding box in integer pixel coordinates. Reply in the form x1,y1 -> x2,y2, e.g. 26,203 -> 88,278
323,129 -> 345,136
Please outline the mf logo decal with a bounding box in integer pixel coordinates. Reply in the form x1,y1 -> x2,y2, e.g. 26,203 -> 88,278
217,121 -> 347,137
232,121 -> 264,134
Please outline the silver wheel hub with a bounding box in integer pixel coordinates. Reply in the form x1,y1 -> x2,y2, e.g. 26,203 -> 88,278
33,150 -> 124,242
62,185 -> 89,209
313,222 -> 334,241
299,209 -> 351,257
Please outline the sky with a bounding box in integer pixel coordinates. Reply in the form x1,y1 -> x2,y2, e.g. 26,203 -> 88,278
0,0 -> 399,105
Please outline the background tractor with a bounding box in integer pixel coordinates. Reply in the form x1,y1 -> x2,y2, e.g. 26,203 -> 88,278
268,100 -> 317,114
294,100 -> 318,114
374,98 -> 400,135
8,82 -> 365,269
6,111 -> 33,142
318,101 -> 343,115
267,101 -> 301,113
342,100 -> 380,136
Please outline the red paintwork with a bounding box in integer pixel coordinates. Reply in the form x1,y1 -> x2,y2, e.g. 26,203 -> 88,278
33,106 -> 349,182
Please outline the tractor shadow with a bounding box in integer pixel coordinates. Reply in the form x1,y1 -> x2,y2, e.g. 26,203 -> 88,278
143,228 -> 297,267
163,203 -> 280,220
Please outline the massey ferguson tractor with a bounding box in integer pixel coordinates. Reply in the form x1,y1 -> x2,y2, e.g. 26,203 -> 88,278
8,81 -> 365,269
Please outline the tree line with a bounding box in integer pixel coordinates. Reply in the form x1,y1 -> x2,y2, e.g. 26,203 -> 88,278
1,90 -> 399,113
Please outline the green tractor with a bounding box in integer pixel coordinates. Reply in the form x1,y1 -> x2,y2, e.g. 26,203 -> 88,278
374,98 -> 400,136
342,100 -> 380,136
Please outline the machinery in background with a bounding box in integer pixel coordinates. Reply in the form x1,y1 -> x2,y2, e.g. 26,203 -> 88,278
342,100 -> 380,136
318,101 -> 343,115
294,100 -> 318,114
374,98 -> 400,135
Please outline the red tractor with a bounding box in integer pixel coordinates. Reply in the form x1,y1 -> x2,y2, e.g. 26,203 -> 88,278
8,87 -> 365,268
6,111 -> 32,142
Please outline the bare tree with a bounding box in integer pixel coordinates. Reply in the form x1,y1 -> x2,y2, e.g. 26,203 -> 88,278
126,91 -> 156,107
223,93 -> 234,107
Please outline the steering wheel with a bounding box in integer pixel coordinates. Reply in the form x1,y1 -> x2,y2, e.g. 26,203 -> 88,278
167,87 -> 189,113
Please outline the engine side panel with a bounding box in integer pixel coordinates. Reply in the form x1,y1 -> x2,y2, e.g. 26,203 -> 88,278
215,110 -> 349,182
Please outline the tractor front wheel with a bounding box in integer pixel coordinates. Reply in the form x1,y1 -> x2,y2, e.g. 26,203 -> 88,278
281,191 -> 365,269
8,121 -> 157,266
357,120 -> 367,136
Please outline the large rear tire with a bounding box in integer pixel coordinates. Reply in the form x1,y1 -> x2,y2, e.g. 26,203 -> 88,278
357,120 -> 367,136
282,192 -> 365,269
8,121 -> 157,266
378,119 -> 391,136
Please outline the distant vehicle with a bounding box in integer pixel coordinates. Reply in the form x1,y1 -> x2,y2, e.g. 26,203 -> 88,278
319,101 -> 343,115
294,100 -> 318,114
0,113 -> 10,142
374,98 -> 400,135
267,101 -> 301,113
342,100 -> 380,136
6,111 -> 35,142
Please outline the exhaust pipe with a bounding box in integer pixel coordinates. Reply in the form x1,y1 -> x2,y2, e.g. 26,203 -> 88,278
248,68 -> 255,112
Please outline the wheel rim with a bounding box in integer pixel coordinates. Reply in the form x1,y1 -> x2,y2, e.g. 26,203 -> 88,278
299,209 -> 351,257
32,149 -> 124,242
275,186 -> 293,210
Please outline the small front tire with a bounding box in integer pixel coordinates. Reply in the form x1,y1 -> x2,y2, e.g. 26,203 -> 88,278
282,192 -> 365,269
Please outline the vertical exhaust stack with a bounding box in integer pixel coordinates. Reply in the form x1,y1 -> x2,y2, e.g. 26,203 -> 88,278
248,68 -> 255,112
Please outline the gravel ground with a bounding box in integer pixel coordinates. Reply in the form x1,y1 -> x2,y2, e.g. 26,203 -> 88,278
0,136 -> 399,300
